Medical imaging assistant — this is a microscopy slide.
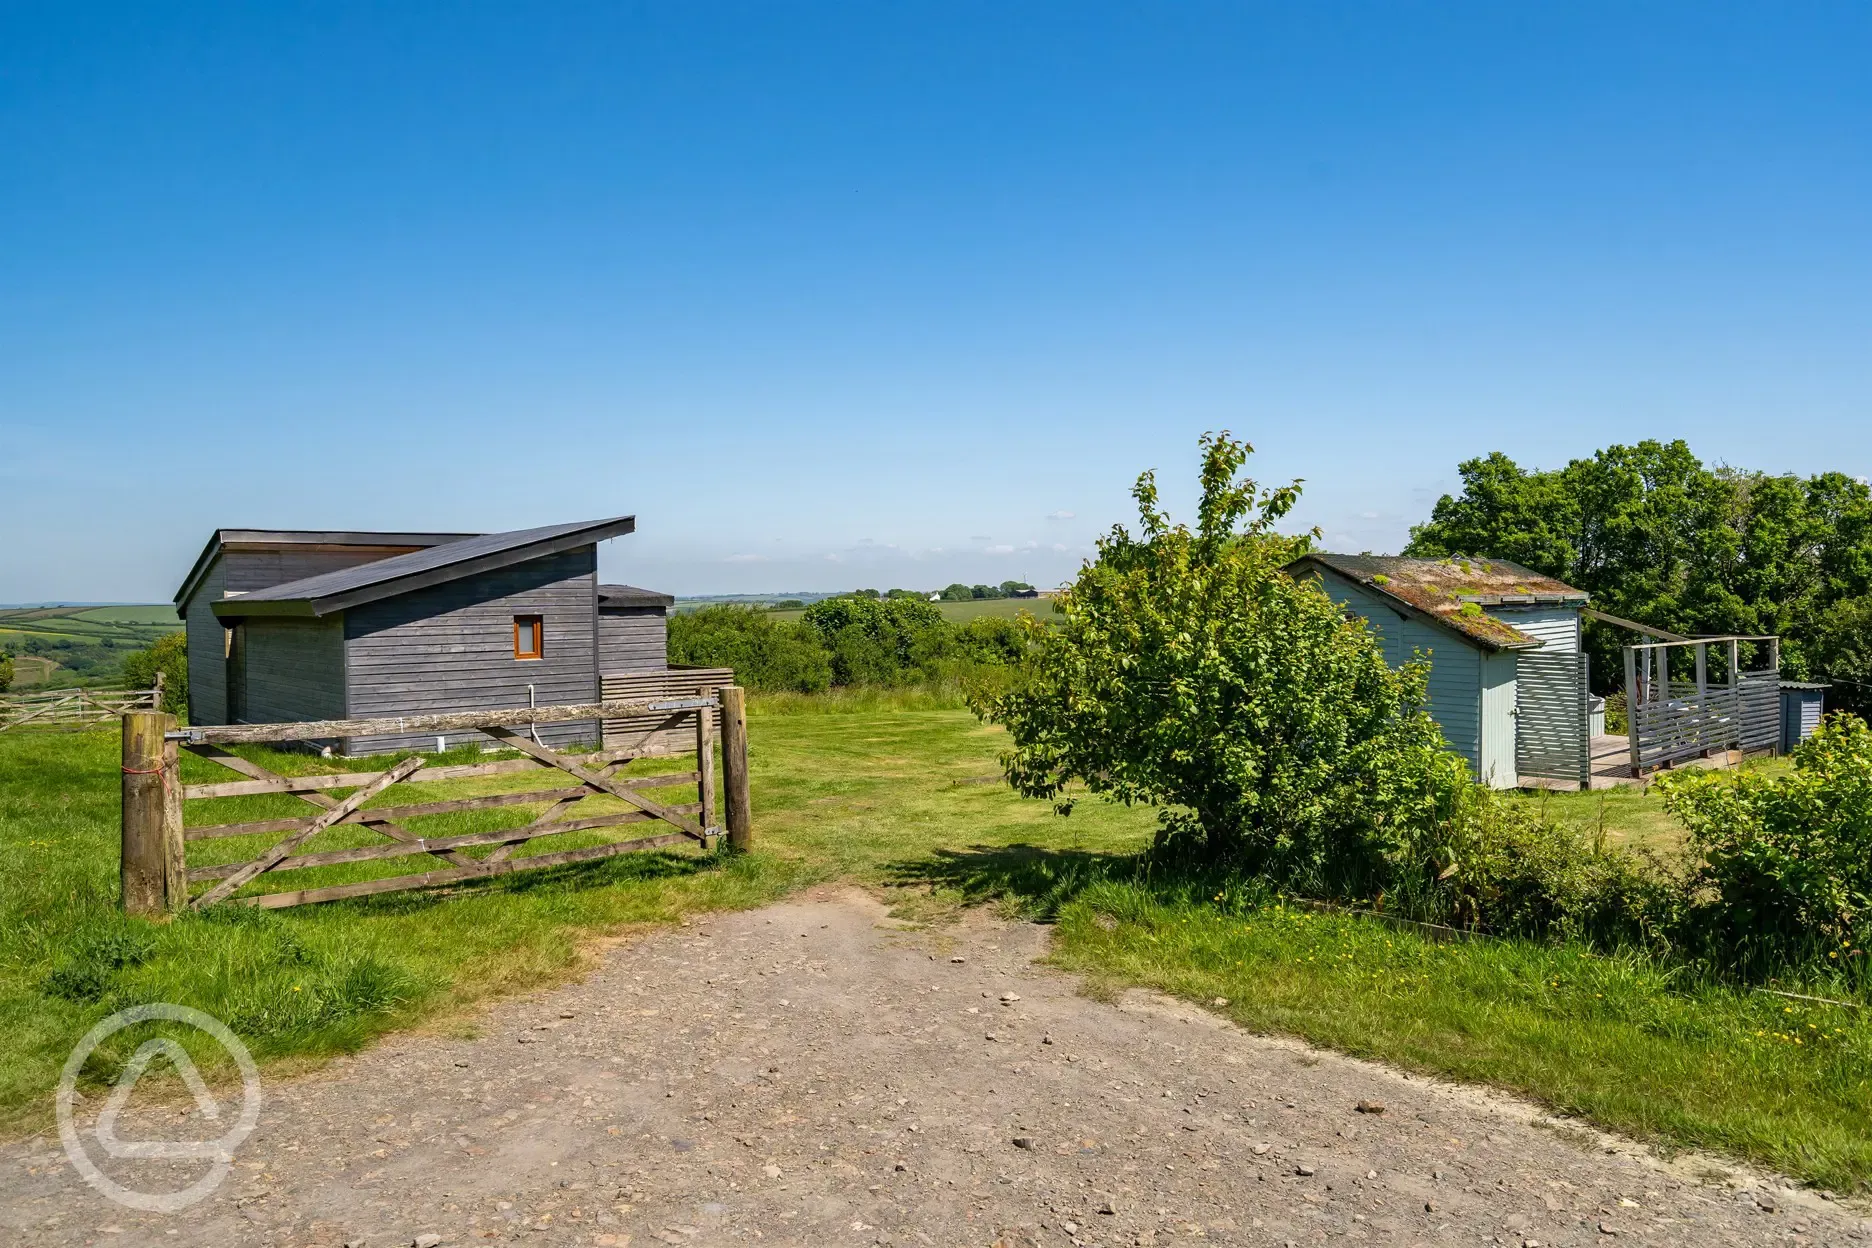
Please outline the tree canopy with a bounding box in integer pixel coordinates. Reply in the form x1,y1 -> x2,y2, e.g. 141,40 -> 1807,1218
1406,440 -> 1872,701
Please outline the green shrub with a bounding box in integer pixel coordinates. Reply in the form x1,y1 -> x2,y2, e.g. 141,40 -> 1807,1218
120,631 -> 187,715
667,606 -> 832,693
979,432 -> 1471,889
1659,715 -> 1872,971
1436,790 -> 1676,948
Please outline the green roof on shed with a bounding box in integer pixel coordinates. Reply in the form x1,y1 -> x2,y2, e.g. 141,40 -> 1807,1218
1289,553 -> 1588,652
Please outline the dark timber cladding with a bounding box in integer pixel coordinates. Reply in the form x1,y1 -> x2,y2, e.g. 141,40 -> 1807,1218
345,549 -> 599,753
188,515 -> 642,755
598,583 -> 673,672
173,529 -> 477,726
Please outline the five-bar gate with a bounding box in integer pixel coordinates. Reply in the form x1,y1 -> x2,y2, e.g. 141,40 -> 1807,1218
119,691 -> 752,915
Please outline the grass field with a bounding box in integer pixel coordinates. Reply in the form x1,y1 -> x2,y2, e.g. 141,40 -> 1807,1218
3,709 -> 1869,1190
761,597 -> 1055,625
1500,755 -> 1794,855
0,604 -> 178,687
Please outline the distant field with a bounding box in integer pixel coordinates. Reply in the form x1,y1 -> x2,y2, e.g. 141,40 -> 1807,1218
68,605 -> 179,625
763,597 -> 1057,625
0,605 -> 178,687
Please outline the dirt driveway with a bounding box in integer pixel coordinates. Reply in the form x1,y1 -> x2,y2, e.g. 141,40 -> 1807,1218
4,888 -> 1865,1247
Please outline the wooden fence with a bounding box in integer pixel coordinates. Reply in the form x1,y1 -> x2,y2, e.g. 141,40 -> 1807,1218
1623,637 -> 1780,775
3,675 -> 162,732
119,690 -> 752,916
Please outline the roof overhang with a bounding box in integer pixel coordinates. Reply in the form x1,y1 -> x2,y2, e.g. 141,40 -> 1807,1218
173,529 -> 479,613
212,517 -> 635,620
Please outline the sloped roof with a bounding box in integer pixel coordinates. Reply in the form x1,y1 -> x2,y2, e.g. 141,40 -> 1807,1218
598,583 -> 675,609
1289,553 -> 1588,652
212,516 -> 636,618
174,528 -> 479,611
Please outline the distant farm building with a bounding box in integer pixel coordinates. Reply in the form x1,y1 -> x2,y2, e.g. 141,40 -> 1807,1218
174,519 -> 719,755
1288,554 -> 1592,789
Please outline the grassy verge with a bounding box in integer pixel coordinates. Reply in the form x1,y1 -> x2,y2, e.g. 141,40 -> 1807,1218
1039,882 -> 1872,1191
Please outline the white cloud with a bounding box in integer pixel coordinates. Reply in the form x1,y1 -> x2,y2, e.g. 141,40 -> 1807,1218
1046,510 -> 1075,521
970,535 -> 993,542
722,553 -> 767,563
986,543 -> 1015,555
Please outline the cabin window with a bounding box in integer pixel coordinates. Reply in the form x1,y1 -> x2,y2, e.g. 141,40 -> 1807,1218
514,615 -> 544,660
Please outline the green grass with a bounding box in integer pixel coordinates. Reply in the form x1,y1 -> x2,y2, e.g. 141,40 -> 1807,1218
0,709 -> 1154,1132
1501,755 -> 1796,855
1043,884 -> 1872,1193
5,709 -> 1872,1190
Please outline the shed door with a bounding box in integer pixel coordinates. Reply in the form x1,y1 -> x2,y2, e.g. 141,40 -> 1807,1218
1516,650 -> 1589,787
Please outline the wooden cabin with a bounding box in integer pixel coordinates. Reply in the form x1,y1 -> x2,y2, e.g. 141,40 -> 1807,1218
172,517 -> 690,754
1288,554 -> 1592,789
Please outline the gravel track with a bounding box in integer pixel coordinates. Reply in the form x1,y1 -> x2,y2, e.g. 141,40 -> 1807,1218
4,887 -> 1866,1247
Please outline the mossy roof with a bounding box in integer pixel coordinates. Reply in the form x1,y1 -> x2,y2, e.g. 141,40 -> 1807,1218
1289,554 -> 1588,652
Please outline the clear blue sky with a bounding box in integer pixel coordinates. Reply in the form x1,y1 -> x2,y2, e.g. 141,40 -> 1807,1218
3,3 -> 1867,602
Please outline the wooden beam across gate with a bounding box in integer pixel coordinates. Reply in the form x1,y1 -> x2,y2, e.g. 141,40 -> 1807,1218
167,697 -> 717,746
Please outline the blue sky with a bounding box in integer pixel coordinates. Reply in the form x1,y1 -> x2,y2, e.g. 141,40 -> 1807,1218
2,3 -> 1867,601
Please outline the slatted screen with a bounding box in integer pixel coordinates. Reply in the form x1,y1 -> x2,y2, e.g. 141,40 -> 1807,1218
599,666 -> 736,756
1516,650 -> 1589,785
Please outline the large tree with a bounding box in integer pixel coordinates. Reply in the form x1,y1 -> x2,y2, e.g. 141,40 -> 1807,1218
1407,440 -> 1872,686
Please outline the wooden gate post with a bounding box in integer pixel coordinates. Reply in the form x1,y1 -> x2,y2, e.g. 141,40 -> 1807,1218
122,711 -> 184,916
696,695 -> 719,838
719,686 -> 753,851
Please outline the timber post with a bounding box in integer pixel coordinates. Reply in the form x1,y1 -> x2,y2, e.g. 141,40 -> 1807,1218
719,685 -> 753,851
122,711 -> 184,915
696,692 -> 719,839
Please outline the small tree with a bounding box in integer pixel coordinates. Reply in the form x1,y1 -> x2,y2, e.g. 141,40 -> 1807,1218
0,650 -> 12,693
121,632 -> 188,716
977,433 -> 1468,889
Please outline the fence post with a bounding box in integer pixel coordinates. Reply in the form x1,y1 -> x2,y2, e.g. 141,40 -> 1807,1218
719,685 -> 753,851
122,711 -> 183,916
696,693 -> 719,839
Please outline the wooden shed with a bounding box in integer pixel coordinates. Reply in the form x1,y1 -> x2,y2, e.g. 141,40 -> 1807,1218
1288,554 -> 1592,789
173,517 -> 686,755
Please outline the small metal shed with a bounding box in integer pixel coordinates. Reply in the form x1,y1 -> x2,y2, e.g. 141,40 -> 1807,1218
1780,682 -> 1828,752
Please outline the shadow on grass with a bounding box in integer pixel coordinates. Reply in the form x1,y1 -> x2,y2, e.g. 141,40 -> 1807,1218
884,843 -> 1141,919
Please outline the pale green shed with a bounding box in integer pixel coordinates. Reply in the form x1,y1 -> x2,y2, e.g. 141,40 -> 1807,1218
1288,554 -> 1593,789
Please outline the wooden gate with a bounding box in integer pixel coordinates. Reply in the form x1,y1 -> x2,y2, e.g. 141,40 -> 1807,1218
119,691 -> 752,915
3,675 -> 163,732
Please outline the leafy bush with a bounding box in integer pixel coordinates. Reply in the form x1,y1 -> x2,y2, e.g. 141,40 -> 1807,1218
801,594 -> 951,686
978,432 -> 1471,891
1659,715 -> 1872,970
0,650 -> 12,692
1811,595 -> 1872,717
1435,791 -> 1675,947
667,606 -> 832,693
121,631 -> 187,715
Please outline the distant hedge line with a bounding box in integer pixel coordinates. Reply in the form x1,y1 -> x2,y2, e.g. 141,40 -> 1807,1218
668,596 -> 1032,693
